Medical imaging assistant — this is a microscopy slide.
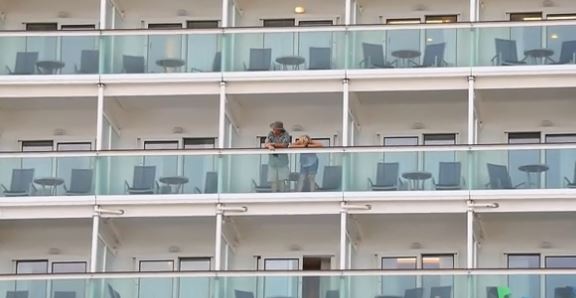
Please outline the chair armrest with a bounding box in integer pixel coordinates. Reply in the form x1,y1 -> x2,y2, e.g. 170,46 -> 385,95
63,184 -> 69,193
155,181 -> 160,194
243,62 -> 247,71
514,182 -> 526,189
1,184 -> 7,192
74,64 -> 79,73
5,66 -> 12,74
252,179 -> 258,190
565,177 -> 572,186
124,180 -> 130,193
190,67 -> 203,72
432,177 -> 437,186
367,178 -> 374,187
193,187 -> 202,194
462,177 -> 467,187
359,59 -> 367,68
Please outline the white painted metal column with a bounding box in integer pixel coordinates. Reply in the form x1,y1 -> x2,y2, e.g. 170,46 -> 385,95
344,0 -> 352,25
96,83 -> 105,151
218,82 -> 227,149
221,0 -> 229,27
467,76 -> 476,145
99,0 -> 107,29
90,207 -> 100,273
466,204 -> 475,268
342,79 -> 350,147
469,0 -> 478,22
339,204 -> 348,270
215,206 -> 224,271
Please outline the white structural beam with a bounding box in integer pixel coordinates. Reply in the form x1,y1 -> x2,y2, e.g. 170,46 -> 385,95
345,0 -> 352,25
466,207 -> 474,268
89,207 -> 100,273
96,84 -> 105,151
342,79 -> 350,147
467,76 -> 476,145
469,0 -> 478,21
215,206 -> 224,271
339,209 -> 348,270
221,0 -> 229,27
99,0 -> 107,29
218,82 -> 227,149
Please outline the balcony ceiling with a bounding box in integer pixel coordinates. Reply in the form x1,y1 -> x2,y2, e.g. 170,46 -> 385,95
232,92 -> 341,108
479,87 -> 576,102
356,90 -> 467,105
0,97 -> 96,110
111,95 -> 218,110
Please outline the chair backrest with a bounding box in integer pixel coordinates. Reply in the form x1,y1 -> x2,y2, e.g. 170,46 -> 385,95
133,166 -> 156,189
6,291 -> 28,298
234,290 -> 254,298
555,287 -> 576,298
54,291 -> 76,298
430,286 -> 452,298
362,43 -> 385,68
14,52 -> 39,75
79,50 -> 99,74
212,51 -> 222,71
376,162 -> 399,187
495,39 -> 519,64
326,290 -> 339,298
107,285 -> 121,298
69,169 -> 94,194
558,40 -> 576,64
248,48 -> 272,71
10,169 -> 34,192
309,47 -> 332,70
486,163 -> 513,189
405,288 -> 423,298
438,162 -> 461,186
204,171 -> 218,193
422,43 -> 446,67
486,287 -> 498,298
259,164 -> 271,187
321,166 -> 342,190
123,55 -> 146,73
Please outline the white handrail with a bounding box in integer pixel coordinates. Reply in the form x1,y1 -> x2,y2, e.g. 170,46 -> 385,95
0,142 -> 574,158
0,268 -> 576,281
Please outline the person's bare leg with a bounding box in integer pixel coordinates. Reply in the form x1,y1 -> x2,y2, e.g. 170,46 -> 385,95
307,175 -> 316,192
296,174 -> 305,192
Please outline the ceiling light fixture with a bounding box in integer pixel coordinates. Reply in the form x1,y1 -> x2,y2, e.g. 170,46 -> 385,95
294,6 -> 305,14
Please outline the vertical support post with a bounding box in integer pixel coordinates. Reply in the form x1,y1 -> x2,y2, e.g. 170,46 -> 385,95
99,0 -> 107,29
339,205 -> 348,270
467,76 -> 475,145
96,83 -> 105,151
469,0 -> 478,22
221,0 -> 229,27
342,79 -> 350,147
215,206 -> 224,271
218,82 -> 227,149
90,207 -> 100,273
466,204 -> 475,269
344,0 -> 352,25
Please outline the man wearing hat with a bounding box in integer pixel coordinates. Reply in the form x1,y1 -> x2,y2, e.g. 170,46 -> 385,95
265,121 -> 291,192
